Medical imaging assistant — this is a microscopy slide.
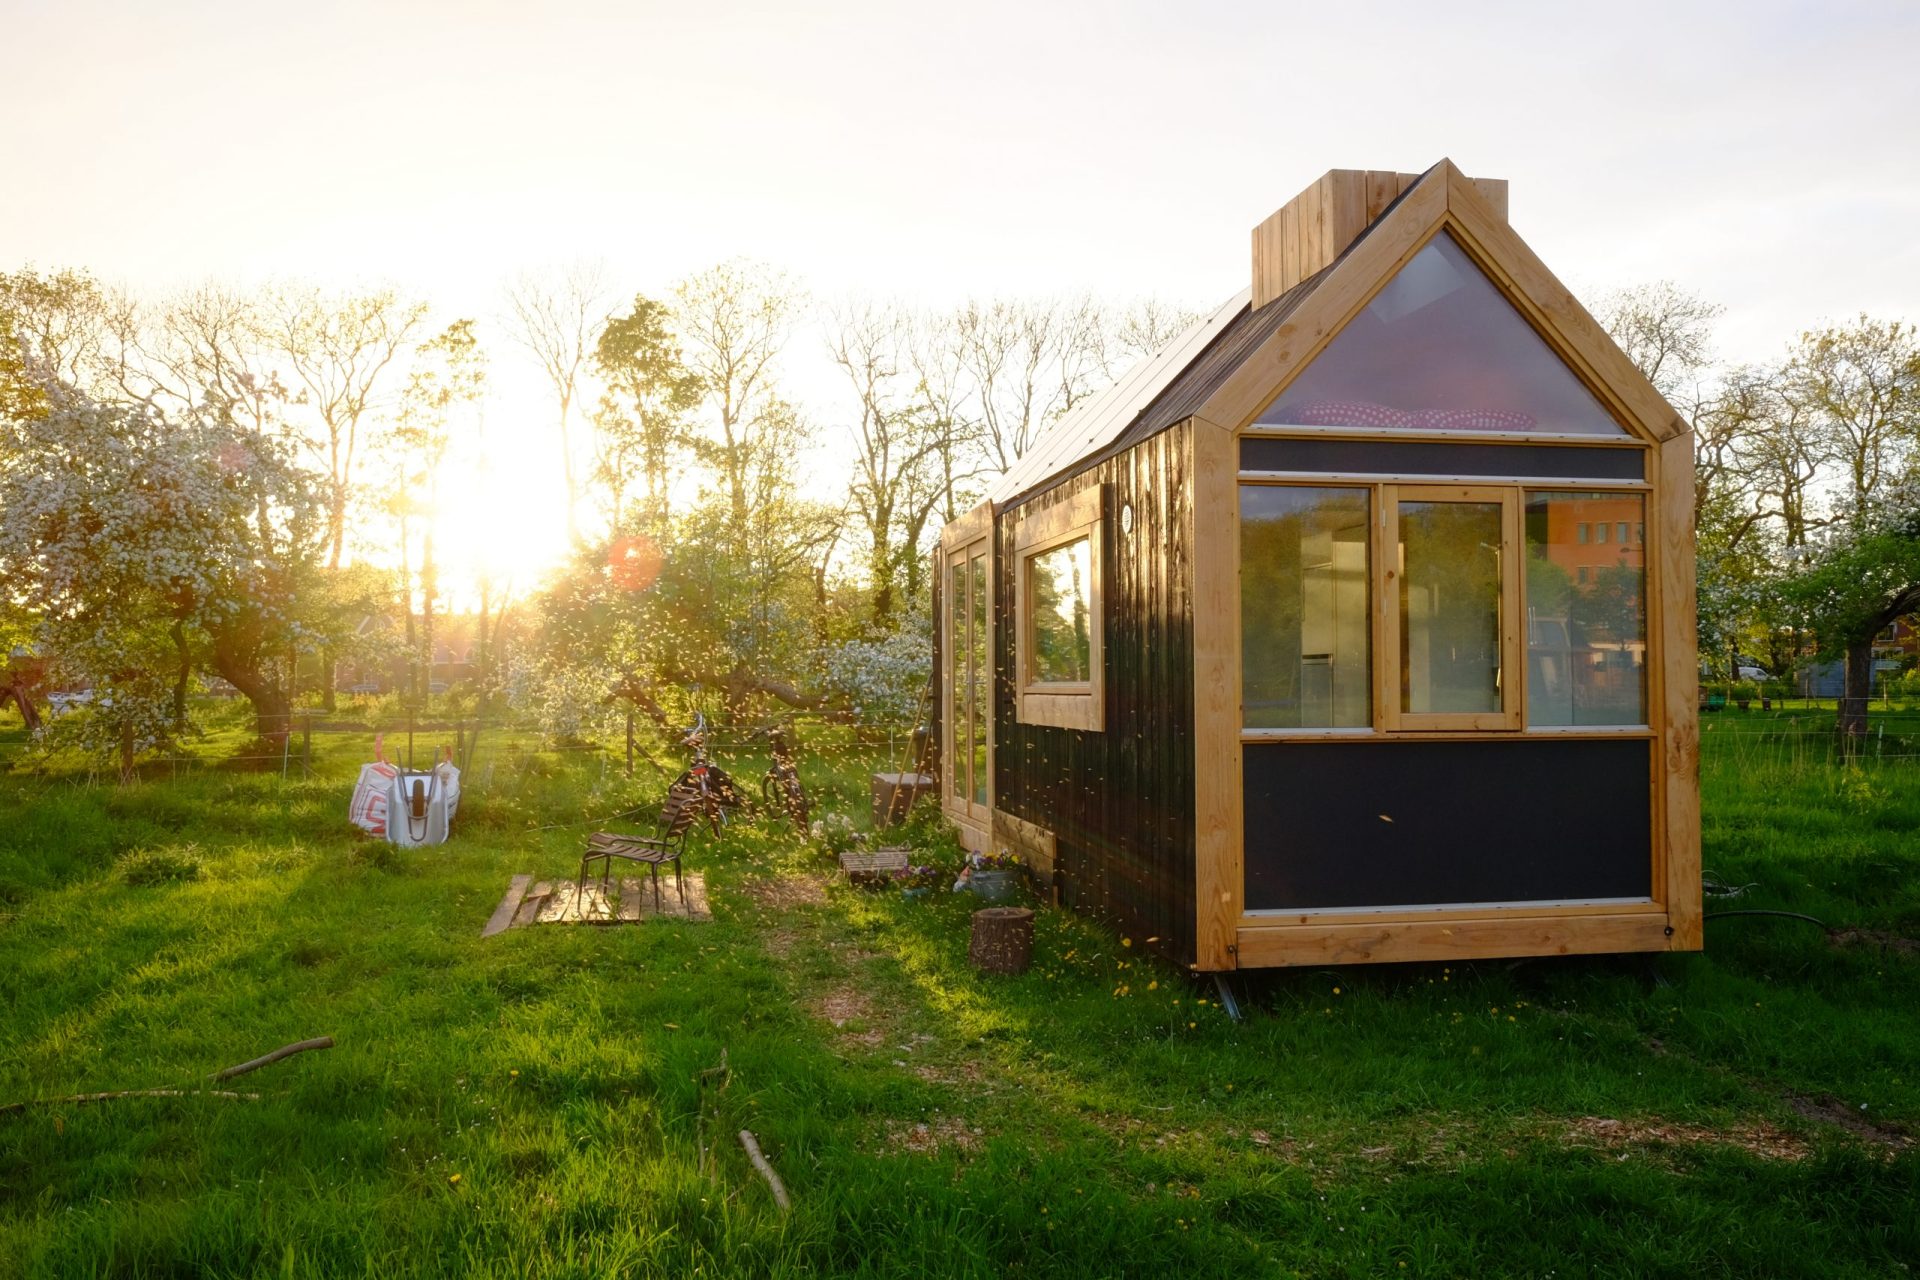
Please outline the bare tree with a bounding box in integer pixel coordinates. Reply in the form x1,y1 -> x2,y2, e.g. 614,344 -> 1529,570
674,260 -> 801,544
828,301 -> 958,623
262,285 -> 427,569
505,262 -> 611,545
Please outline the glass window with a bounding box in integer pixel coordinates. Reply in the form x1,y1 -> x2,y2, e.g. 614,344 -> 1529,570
1398,501 -> 1504,714
1026,538 -> 1092,684
1595,521 -> 1609,544
1240,486 -> 1371,728
1618,521 -> 1630,544
1256,232 -> 1627,436
1525,492 -> 1647,726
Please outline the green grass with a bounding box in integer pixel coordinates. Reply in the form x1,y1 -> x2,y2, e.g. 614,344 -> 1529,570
0,704 -> 1916,1278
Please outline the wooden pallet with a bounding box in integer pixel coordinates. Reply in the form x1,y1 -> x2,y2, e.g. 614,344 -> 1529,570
839,846 -> 911,887
482,873 -> 710,934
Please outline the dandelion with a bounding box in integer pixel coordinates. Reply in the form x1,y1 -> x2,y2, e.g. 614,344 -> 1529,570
1148,980 -> 1158,990
448,1173 -> 462,1186
1332,987 -> 1341,996
1188,1021 -> 1197,1029
1122,937 -> 1133,948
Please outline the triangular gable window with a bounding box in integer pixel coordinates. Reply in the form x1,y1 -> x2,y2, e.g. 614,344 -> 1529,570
1256,231 -> 1627,436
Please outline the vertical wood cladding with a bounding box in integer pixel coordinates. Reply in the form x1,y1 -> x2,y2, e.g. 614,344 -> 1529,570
994,421 -> 1198,966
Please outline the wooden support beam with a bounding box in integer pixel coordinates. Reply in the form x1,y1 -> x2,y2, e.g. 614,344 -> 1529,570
1190,416 -> 1241,971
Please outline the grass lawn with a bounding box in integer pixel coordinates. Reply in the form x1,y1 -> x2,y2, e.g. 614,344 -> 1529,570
1,704 -> 1917,1278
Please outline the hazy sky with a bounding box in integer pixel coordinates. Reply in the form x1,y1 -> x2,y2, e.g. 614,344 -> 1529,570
5,0 -> 1917,579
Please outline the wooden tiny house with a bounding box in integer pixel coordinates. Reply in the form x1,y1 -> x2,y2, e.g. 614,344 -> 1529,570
932,160 -> 1700,971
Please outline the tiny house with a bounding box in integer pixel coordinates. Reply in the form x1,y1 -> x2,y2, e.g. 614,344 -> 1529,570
932,160 -> 1700,971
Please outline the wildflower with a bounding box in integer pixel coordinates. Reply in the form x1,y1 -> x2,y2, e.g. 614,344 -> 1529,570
1188,1021 -> 1197,1029
448,1173 -> 462,1186
1122,937 -> 1133,948
1148,981 -> 1158,991
1332,987 -> 1341,996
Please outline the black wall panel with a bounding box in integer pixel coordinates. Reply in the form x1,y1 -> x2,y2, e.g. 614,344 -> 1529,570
1243,738 -> 1652,910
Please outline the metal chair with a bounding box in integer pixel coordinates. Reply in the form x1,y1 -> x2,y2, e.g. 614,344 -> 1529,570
579,783 -> 699,913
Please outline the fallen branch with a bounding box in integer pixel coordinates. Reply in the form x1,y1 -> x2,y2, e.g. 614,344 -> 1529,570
212,1036 -> 335,1081
738,1129 -> 792,1213
0,1088 -> 259,1115
2,1035 -> 335,1117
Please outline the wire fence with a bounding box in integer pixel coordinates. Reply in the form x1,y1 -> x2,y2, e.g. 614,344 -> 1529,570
0,704 -> 931,792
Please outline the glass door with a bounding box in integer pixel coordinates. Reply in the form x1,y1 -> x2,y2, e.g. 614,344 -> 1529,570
944,539 -> 991,822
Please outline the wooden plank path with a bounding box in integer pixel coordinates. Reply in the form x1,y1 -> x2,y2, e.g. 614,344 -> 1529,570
482,873 -> 710,935
481,874 -> 532,937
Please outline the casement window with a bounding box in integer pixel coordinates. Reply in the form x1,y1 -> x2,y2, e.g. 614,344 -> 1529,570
1239,482 -> 1648,733
1014,486 -> 1104,731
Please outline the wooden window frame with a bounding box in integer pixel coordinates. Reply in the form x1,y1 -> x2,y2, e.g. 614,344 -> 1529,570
940,504 -> 993,834
1236,475 -> 1652,738
1013,486 -> 1105,732
1379,484 -> 1525,732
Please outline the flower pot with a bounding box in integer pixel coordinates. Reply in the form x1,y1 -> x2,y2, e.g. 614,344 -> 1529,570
968,869 -> 1015,901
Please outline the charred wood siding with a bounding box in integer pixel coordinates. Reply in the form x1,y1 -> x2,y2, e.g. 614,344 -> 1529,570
995,421 -> 1198,966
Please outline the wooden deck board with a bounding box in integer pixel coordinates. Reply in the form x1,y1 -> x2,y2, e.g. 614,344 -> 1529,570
492,873 -> 710,930
482,874 -> 532,937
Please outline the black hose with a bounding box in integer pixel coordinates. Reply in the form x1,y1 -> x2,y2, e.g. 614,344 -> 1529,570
1703,909 -> 1829,928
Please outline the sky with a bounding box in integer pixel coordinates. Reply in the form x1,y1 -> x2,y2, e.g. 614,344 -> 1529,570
4,0 -> 1918,588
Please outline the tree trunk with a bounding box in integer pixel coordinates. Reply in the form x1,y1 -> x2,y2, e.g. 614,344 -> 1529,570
170,618 -> 192,731
208,647 -> 291,747
1837,638 -> 1874,747
0,684 -> 41,732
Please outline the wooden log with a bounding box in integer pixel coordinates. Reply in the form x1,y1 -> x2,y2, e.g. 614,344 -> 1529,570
968,907 -> 1035,976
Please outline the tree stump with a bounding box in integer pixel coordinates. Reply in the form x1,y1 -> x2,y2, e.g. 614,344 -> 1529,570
968,907 -> 1034,976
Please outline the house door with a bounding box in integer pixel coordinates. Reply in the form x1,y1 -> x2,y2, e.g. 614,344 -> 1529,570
943,537 -> 991,831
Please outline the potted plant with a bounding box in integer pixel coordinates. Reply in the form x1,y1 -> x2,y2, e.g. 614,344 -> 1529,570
958,849 -> 1021,901
897,863 -> 942,900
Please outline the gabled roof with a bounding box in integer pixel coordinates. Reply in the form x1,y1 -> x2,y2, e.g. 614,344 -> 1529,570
979,159 -> 1686,514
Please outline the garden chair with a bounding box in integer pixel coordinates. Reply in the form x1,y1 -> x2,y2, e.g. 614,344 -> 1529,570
579,782 -> 700,913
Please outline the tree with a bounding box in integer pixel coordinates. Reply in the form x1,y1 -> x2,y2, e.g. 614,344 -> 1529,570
591,294 -> 700,531
263,285 -> 427,570
1787,317 -> 1920,519
0,382 -> 337,754
828,301 -> 954,624
1776,481 -> 1920,743
674,260 -> 800,545
391,320 -> 487,706
506,262 -> 611,545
